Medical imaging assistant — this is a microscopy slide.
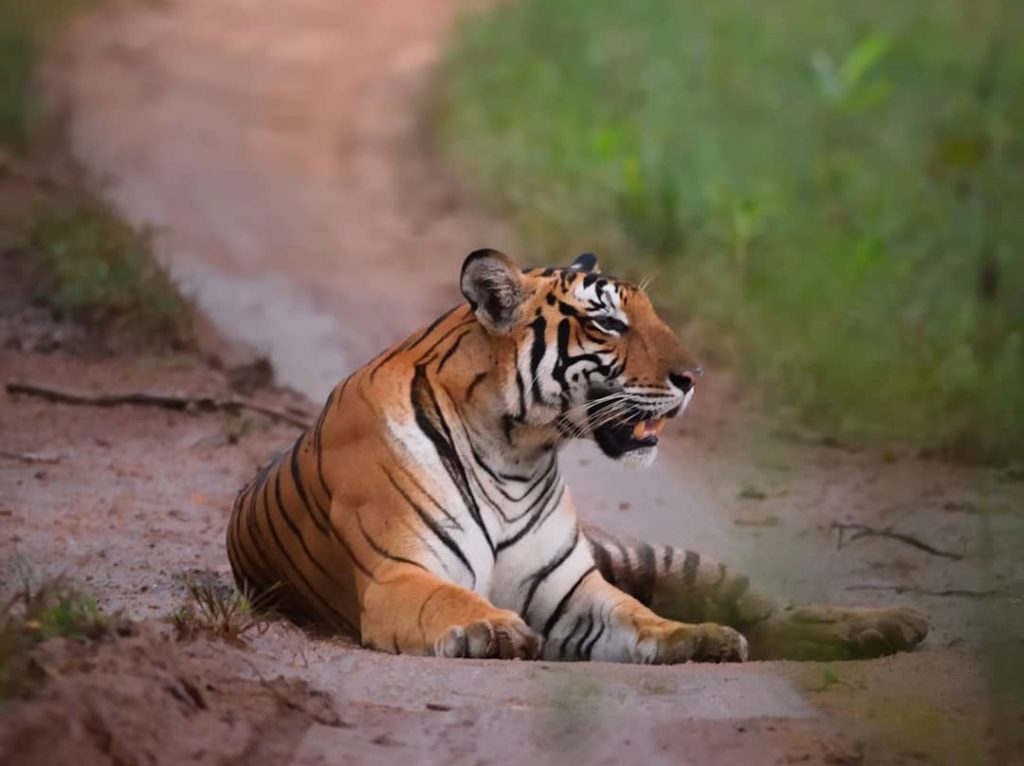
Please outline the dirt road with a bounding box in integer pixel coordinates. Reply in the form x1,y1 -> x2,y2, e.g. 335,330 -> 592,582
59,0 -> 509,395
3,0 -> 1021,762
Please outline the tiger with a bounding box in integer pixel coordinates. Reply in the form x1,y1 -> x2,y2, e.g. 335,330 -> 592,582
226,249 -> 928,662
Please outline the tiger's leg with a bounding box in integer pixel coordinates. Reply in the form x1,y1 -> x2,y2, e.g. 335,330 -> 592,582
583,523 -> 928,661
359,566 -> 542,660
507,524 -> 747,663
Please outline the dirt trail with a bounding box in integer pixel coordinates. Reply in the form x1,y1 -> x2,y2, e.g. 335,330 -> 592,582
3,0 -> 1021,762
60,0 -> 509,395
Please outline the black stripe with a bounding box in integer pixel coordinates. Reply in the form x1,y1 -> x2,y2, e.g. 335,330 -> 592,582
227,454 -> 280,590
528,316 -> 547,404
411,364 -> 495,553
500,415 -> 516,446
589,539 -> 617,586
460,455 -> 505,517
400,517 -> 448,576
384,467 -> 475,584
313,386 -> 338,502
514,368 -> 526,420
259,472 -> 357,633
272,469 -> 339,579
461,430 -> 555,518
356,513 -> 427,571
637,542 -> 658,606
406,306 -> 461,353
370,305 -> 460,380
569,612 -> 596,661
543,566 -> 595,637
416,322 -> 475,366
289,434 -> 330,535
582,619 -> 606,660
275,465 -> 372,580
682,550 -> 700,591
559,614 -> 587,661
521,532 -> 580,618
662,545 -> 675,575
521,482 -> 566,541
552,317 -> 606,392
714,562 -> 728,586
495,474 -> 563,551
556,299 -> 578,316
237,458 -> 280,581
610,537 -> 635,595
396,464 -> 464,532
226,513 -> 262,589
466,372 -> 488,401
552,319 -> 572,392
437,329 -> 471,372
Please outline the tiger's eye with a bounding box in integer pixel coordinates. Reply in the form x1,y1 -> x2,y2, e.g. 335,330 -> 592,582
591,317 -> 629,335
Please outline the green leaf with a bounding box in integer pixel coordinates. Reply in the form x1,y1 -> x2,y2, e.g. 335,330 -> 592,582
839,33 -> 890,90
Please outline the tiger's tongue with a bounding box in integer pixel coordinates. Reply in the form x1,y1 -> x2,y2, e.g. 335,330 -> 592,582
632,418 -> 666,441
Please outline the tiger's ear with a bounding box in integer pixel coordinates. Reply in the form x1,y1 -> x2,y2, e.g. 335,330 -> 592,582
570,252 -> 600,273
461,249 -> 526,334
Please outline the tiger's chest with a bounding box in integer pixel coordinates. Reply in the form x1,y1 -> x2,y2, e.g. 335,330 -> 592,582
382,414 -> 570,597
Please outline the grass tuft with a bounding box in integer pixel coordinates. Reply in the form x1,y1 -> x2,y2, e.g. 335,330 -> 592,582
0,571 -> 121,701
169,571 -> 275,644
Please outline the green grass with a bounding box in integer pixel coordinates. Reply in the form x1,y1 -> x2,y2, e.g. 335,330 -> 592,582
441,0 -> 1024,461
23,190 -> 193,346
0,0 -> 95,149
169,571 -> 274,644
0,572 -> 120,701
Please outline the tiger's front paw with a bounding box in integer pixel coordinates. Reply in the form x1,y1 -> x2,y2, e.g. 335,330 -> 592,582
435,614 -> 542,660
648,621 -> 749,664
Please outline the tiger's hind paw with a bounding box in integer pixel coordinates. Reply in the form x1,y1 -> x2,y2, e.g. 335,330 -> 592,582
435,615 -> 542,660
746,605 -> 929,661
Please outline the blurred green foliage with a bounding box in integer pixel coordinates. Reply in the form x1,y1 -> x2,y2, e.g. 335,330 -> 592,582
442,0 -> 1024,461
0,0 -> 95,148
24,191 -> 193,346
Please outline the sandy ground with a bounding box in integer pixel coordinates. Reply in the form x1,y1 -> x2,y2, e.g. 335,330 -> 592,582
2,0 -> 1023,763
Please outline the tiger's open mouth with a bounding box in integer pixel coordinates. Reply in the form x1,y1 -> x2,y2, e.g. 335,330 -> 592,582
590,404 -> 681,458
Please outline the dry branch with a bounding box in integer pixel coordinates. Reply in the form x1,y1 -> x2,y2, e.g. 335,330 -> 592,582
844,584 -> 1018,600
5,380 -> 313,430
831,521 -> 964,561
0,449 -> 64,464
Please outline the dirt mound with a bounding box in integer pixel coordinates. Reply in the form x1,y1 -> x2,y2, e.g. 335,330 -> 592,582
0,624 -> 343,766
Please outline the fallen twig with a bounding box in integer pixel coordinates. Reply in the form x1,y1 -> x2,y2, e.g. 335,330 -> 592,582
844,584 -> 1018,600
5,380 -> 313,430
0,449 -> 64,464
831,521 -> 963,561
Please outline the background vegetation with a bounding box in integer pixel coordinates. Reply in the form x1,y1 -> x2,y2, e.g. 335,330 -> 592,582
1,0 -> 192,347
0,0 -> 92,148
442,0 -> 1023,461
23,192 -> 192,346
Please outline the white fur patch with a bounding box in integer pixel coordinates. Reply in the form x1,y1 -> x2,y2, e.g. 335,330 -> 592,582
617,446 -> 658,469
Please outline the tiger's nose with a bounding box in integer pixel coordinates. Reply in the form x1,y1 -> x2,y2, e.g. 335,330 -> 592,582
668,368 -> 701,394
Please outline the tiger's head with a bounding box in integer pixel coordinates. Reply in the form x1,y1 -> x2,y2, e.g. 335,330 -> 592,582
460,249 -> 700,468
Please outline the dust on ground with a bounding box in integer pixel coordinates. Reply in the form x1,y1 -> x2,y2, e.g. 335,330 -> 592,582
2,0 -> 1023,763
